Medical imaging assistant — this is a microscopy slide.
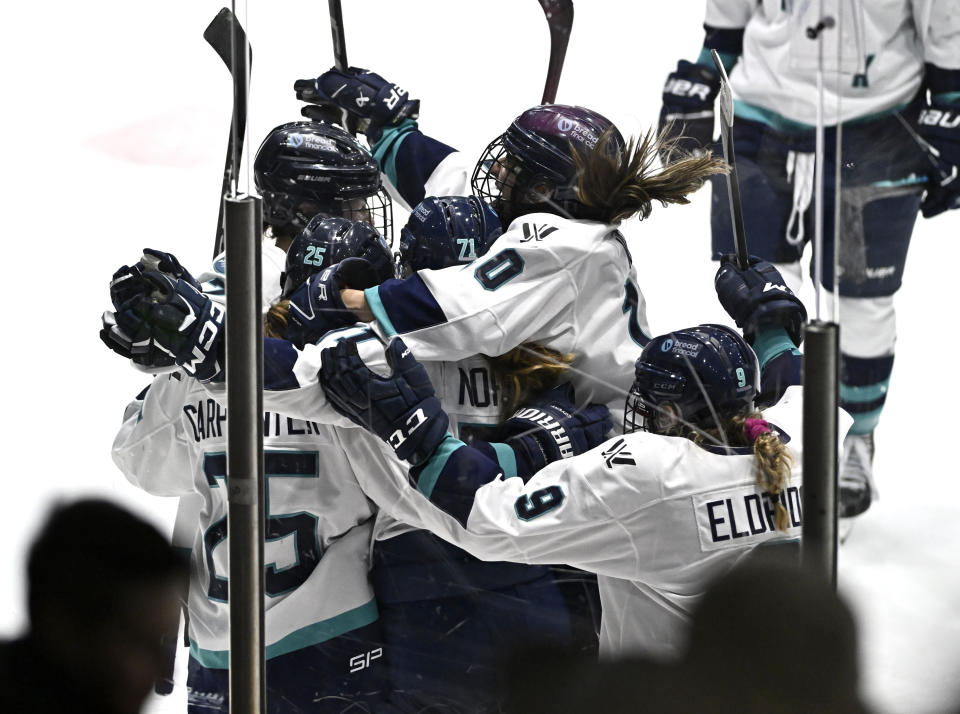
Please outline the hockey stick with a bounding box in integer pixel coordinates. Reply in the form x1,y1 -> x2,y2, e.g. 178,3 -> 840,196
205,8 -> 252,259
328,0 -> 348,71
711,49 -> 749,270
538,0 -> 574,104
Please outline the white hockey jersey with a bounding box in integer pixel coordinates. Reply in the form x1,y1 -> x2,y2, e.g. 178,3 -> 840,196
365,385 -> 851,661
112,244 -> 382,667
362,213 -> 651,427
706,0 -> 960,126
112,371 -> 381,667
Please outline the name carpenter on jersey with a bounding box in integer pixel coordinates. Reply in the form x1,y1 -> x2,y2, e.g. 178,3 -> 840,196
693,483 -> 803,552
182,398 -> 325,443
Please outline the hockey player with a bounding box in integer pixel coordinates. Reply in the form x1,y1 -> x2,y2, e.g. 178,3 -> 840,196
102,121 -> 401,713
296,68 -> 729,425
657,0 -> 960,518
315,257 -> 842,662
110,223 -> 396,713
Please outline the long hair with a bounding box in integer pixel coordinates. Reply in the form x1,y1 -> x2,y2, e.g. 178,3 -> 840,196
664,410 -> 793,532
489,343 -> 575,418
264,299 -> 292,338
574,124 -> 728,225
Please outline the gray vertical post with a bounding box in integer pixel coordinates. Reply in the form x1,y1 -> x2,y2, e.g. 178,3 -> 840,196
225,195 -> 265,714
801,320 -> 839,587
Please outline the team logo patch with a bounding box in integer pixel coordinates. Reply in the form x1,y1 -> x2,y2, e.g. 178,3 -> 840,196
601,438 -> 635,468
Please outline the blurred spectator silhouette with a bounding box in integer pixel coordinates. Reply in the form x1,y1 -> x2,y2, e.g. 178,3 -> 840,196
508,554 -> 871,713
0,498 -> 186,714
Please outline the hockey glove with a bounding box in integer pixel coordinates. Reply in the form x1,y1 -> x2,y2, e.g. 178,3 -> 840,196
100,310 -> 177,372
295,67 -> 420,142
714,255 -> 807,346
658,59 -> 721,158
109,250 -> 201,310
112,270 -> 225,382
500,384 -> 613,479
320,337 -> 449,464
917,98 -> 960,218
284,257 -> 380,348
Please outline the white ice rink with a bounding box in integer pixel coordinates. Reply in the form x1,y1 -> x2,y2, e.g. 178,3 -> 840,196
2,1 -> 958,712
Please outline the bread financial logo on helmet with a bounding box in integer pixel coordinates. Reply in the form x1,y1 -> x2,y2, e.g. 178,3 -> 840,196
557,117 -> 574,132
287,134 -> 305,148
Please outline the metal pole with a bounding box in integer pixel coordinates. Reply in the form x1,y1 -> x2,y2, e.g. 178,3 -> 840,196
801,320 -> 839,587
225,195 -> 265,714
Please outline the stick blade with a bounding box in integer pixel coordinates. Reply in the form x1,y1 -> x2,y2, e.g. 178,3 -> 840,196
204,8 -> 251,69
538,0 -> 574,105
710,49 -> 734,128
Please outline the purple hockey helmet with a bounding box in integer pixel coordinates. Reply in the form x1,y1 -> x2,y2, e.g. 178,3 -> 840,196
471,104 -> 625,227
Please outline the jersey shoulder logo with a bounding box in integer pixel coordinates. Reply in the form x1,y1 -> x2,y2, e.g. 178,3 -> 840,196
520,223 -> 558,242
602,438 -> 636,467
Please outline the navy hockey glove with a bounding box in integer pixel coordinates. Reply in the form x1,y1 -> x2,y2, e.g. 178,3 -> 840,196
113,270 -> 225,382
500,384 -> 613,479
917,98 -> 960,218
109,249 -> 201,310
100,310 -> 177,371
715,255 -> 807,346
658,59 -> 721,158
295,67 -> 419,142
284,257 -> 381,348
320,337 -> 449,464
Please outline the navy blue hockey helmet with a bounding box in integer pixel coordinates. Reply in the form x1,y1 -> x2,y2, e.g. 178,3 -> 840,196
280,216 -> 395,298
254,121 -> 393,242
397,196 -> 503,277
472,104 -> 626,227
624,324 -> 760,434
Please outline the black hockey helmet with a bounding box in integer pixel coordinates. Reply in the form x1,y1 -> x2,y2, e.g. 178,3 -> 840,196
472,104 -> 625,227
281,216 -> 395,298
625,324 -> 760,435
397,196 -> 502,277
254,121 -> 393,243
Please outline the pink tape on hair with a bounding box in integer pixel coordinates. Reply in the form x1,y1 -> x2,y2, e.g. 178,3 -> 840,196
744,418 -> 771,442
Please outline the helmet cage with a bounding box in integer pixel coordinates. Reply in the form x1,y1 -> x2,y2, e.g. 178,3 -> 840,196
262,187 -> 393,247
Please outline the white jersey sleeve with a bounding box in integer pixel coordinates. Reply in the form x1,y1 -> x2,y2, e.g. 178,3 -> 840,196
112,373 -> 195,497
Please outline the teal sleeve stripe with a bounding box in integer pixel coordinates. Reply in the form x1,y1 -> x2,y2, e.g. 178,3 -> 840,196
365,286 -> 397,337
490,442 -> 518,479
696,48 -> 738,73
416,435 -> 466,499
751,325 -> 799,372
840,380 -> 889,404
189,598 -> 379,668
371,119 -> 418,189
934,91 -> 960,105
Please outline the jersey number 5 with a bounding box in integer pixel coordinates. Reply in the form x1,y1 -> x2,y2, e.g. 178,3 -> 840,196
202,451 -> 322,602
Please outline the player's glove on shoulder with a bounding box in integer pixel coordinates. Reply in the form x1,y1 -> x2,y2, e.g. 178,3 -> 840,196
500,383 -> 612,479
658,59 -> 721,158
320,337 -> 449,465
295,66 -> 419,142
111,269 -> 225,382
284,257 -> 380,348
714,254 -> 806,346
